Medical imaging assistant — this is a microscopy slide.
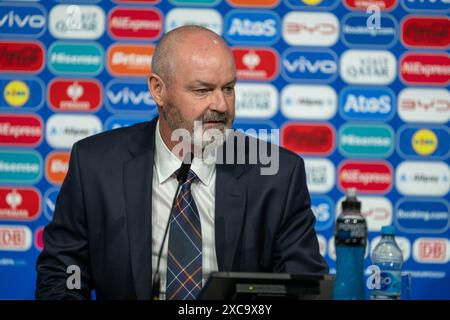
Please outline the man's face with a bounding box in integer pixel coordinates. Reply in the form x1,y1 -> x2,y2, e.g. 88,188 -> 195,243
160,41 -> 236,142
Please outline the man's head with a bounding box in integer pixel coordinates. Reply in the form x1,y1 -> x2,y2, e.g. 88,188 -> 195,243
148,26 -> 236,152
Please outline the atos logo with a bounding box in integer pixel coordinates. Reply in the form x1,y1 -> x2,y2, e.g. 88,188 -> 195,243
233,47 -> 279,81
395,199 -> 449,234
398,88 -> 449,124
282,85 -> 337,121
282,123 -> 335,156
0,41 -> 44,73
105,80 -> 157,114
341,13 -> 398,48
282,12 -> 339,47
0,150 -> 42,184
0,225 -> 32,251
165,8 -> 222,34
401,16 -> 450,49
0,3 -> 46,37
345,0 -> 397,10
44,188 -> 59,222
311,196 -> 334,231
48,79 -> 102,112
107,44 -> 154,77
285,0 -> 339,10
413,238 -> 450,264
396,161 -> 450,197
105,116 -> 148,130
282,49 -> 338,83
108,7 -> 163,41
0,114 -> 43,147
0,77 -> 44,112
45,152 -> 70,185
338,160 -> 393,194
233,121 -> 278,144
337,196 -> 392,231
235,83 -> 278,119
304,158 -> 335,193
400,53 -> 450,85
397,126 -> 449,159
401,0 -> 450,12
224,10 -> 280,45
338,123 -> 394,158
340,87 -> 395,121
340,50 -> 396,85
0,187 -> 41,221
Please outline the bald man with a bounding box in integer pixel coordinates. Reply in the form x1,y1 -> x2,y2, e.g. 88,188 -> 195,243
36,26 -> 328,300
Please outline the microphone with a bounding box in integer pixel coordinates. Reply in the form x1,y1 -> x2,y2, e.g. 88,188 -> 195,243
151,153 -> 193,300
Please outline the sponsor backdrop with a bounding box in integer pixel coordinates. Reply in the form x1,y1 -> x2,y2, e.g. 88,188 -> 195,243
0,0 -> 449,299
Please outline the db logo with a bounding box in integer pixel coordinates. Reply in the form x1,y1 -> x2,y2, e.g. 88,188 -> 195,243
0,41 -> 44,73
45,152 -> 70,185
282,123 -> 335,156
413,238 -> 450,264
108,7 -> 163,40
0,114 -> 43,147
233,47 -> 278,81
0,225 -> 32,251
338,160 -> 393,194
107,44 -> 154,77
35,226 -> 44,251
401,16 -> 450,49
400,53 -> 450,85
344,0 -> 397,10
48,79 -> 102,112
0,187 -> 41,221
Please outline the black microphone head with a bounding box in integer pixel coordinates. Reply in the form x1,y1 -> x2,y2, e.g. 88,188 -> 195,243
177,153 -> 193,183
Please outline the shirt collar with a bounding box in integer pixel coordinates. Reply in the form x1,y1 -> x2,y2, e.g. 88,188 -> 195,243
154,120 -> 215,186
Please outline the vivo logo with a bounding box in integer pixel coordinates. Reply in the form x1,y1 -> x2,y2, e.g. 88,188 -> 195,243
402,0 -> 450,12
104,116 -> 148,131
0,4 -> 46,37
105,80 -> 157,114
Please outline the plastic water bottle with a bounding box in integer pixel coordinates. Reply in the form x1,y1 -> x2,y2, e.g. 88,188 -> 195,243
370,225 -> 404,300
333,188 -> 368,300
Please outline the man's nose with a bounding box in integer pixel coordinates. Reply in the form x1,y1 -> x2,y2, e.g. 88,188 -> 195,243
209,90 -> 228,113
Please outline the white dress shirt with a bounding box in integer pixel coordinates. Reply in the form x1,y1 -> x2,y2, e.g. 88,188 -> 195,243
151,121 -> 218,299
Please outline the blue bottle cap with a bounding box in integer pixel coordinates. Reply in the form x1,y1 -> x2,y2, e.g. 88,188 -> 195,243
381,225 -> 396,235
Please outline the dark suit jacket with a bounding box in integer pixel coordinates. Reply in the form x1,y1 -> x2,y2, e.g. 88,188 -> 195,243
36,117 -> 328,299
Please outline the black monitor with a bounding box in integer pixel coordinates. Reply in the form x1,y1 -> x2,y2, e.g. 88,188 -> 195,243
198,272 -> 335,300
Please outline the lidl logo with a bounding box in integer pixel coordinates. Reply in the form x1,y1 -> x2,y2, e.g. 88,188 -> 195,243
227,0 -> 280,7
396,161 -> 450,197
104,115 -> 149,130
48,78 -> 102,112
282,49 -> 338,83
49,5 -> 105,40
233,120 -> 278,144
395,199 -> 449,234
107,44 -> 154,77
0,150 -> 42,184
108,7 -> 163,40
281,84 -> 337,121
0,225 -> 32,251
344,0 -> 397,10
233,47 -> 278,81
235,83 -> 278,119
339,87 -> 395,121
311,195 -> 334,231
0,77 -> 44,112
105,80 -> 157,114
398,88 -> 449,124
43,187 -> 59,222
0,41 -> 44,73
338,123 -> 394,158
224,10 -> 280,45
285,0 -> 339,10
0,114 -> 43,147
48,42 -> 104,76
401,0 -> 450,12
304,158 -> 335,193
282,123 -> 335,156
0,3 -> 46,37
165,8 -> 222,35
397,126 -> 449,159
413,238 -> 450,264
338,160 -> 393,194
341,13 -> 398,47
0,187 -> 41,221
400,53 -> 450,85
45,152 -> 70,185
401,16 -> 450,49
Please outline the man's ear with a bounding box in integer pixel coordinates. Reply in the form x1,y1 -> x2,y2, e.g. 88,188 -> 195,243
148,73 -> 165,106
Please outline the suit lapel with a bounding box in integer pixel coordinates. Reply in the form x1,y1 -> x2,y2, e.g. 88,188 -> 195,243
123,119 -> 157,300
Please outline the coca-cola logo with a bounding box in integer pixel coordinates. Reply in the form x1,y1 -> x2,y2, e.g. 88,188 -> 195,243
402,16 -> 450,49
0,41 -> 44,73
282,123 -> 335,156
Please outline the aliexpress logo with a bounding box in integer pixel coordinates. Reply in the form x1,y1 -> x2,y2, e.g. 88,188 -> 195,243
282,123 -> 335,156
400,53 -> 450,85
0,114 -> 43,147
45,151 -> 70,185
108,7 -> 163,40
401,16 -> 450,49
0,40 -> 44,73
233,47 -> 278,81
107,43 -> 154,77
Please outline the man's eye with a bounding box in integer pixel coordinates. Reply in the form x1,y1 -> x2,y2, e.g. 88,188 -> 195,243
224,86 -> 234,93
194,89 -> 209,94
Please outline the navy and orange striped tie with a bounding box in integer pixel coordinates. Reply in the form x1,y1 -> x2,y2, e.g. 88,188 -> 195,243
166,170 -> 202,300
